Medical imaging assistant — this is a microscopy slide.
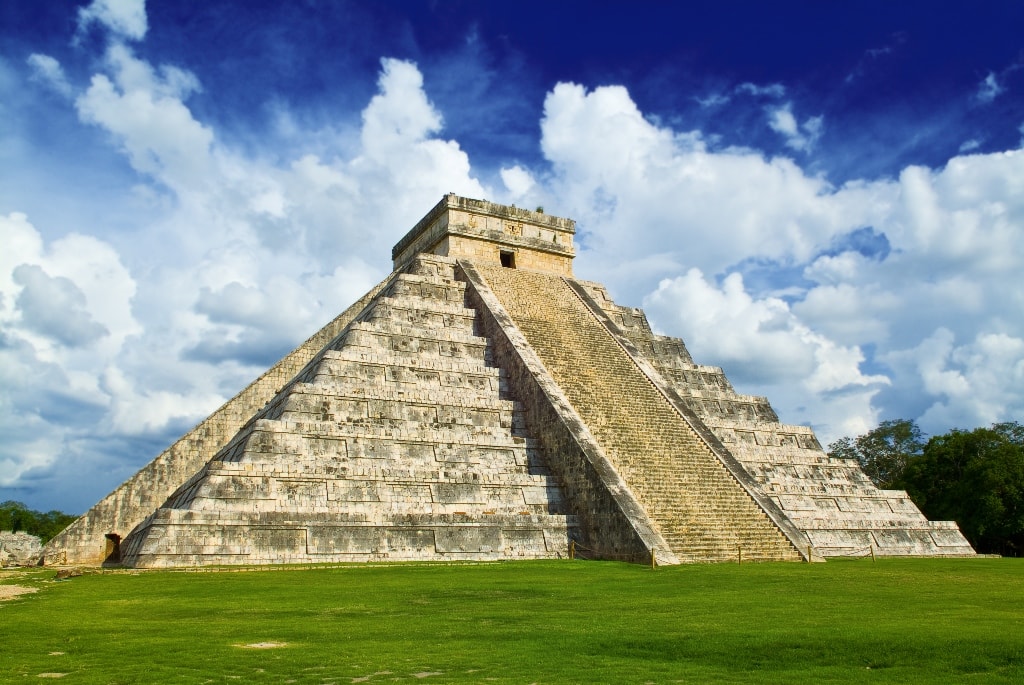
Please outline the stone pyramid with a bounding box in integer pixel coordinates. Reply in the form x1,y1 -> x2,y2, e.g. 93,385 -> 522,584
43,195 -> 974,567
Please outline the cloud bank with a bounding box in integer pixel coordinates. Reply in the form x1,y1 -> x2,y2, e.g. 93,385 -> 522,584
534,82 -> 1024,439
2,2 -> 1022,513
2,13 -> 488,509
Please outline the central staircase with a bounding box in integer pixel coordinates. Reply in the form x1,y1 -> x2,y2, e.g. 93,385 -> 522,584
474,265 -> 800,562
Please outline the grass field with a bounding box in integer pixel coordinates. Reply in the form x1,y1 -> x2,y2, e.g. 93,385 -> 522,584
1,558 -> 1022,684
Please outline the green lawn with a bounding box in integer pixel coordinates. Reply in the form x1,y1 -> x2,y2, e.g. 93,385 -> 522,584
1,558 -> 1021,684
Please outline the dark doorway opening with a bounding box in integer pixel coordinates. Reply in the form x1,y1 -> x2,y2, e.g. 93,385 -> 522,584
500,251 -> 516,268
104,533 -> 121,565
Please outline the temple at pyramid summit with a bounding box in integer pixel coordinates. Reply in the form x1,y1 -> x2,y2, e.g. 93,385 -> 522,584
43,195 -> 974,567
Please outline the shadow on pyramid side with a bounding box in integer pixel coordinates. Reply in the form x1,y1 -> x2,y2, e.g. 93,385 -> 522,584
43,195 -> 975,567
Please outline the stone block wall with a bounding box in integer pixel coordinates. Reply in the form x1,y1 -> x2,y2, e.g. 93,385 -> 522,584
1,532 -> 42,567
43,275 -> 395,565
392,194 -> 575,276
118,254 -> 576,567
433,235 -> 574,276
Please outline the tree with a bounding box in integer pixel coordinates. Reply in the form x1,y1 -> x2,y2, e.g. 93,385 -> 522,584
827,419 -> 925,488
901,423 -> 1024,556
0,501 -> 78,544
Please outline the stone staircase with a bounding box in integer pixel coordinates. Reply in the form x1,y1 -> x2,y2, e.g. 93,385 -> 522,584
577,280 -> 975,557
475,265 -> 800,563
120,255 -> 577,567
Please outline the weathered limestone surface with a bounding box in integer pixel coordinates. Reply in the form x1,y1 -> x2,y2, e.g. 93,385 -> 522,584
577,280 -> 975,557
393,194 -> 575,276
1,532 -> 42,567
43,277 -> 395,565
475,265 -> 802,563
120,255 -> 576,567
460,261 -> 678,564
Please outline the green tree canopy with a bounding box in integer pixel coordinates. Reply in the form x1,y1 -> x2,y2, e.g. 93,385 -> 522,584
0,501 -> 78,544
827,419 -> 925,488
901,423 -> 1024,556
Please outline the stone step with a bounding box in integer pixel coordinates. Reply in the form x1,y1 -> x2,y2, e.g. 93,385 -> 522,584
281,381 -> 517,411
759,479 -> 883,494
125,514 -> 578,567
149,507 -> 578,527
207,442 -> 547,473
385,274 -> 467,304
406,255 -> 460,280
320,349 -> 501,376
363,301 -> 477,333
367,294 -> 475,317
230,418 -> 537,447
755,461 -> 869,475
276,396 -> 520,431
309,359 -> 506,398
201,461 -> 561,485
789,514 -> 932,528
276,378 -> 519,409
371,293 -> 476,318
179,477 -> 568,514
234,418 -> 545,448
339,325 -> 491,364
344,319 -> 489,345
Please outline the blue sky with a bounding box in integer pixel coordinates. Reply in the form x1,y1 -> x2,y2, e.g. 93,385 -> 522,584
2,0 -> 1023,513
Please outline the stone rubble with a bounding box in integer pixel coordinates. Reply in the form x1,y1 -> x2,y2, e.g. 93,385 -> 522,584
1,531 -> 42,567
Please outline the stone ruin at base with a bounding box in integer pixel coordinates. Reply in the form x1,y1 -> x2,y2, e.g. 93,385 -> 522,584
43,195 -> 975,567
1,531 -> 43,567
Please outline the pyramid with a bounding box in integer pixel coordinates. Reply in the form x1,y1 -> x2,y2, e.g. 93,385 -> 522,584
43,195 -> 974,567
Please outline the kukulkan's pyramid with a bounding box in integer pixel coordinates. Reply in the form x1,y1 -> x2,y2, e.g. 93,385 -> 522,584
44,195 -> 974,567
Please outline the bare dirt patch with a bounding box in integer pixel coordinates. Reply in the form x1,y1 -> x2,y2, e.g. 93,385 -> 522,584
0,584 -> 38,601
236,642 -> 288,649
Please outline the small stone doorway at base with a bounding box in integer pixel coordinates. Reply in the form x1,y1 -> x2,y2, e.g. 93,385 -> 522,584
500,250 -> 516,268
104,533 -> 121,564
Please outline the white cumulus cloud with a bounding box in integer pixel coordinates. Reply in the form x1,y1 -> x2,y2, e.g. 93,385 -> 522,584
500,165 -> 536,199
736,82 -> 786,98
767,103 -> 824,152
536,79 -> 1024,444
883,329 -> 1024,434
12,264 -> 109,347
976,72 -> 1004,103
2,29 -> 492,510
26,54 -> 72,97
0,212 -> 138,485
76,46 -> 215,192
77,0 -> 148,42
644,269 -> 889,439
5,2 -> 1024,512
539,82 -> 853,290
